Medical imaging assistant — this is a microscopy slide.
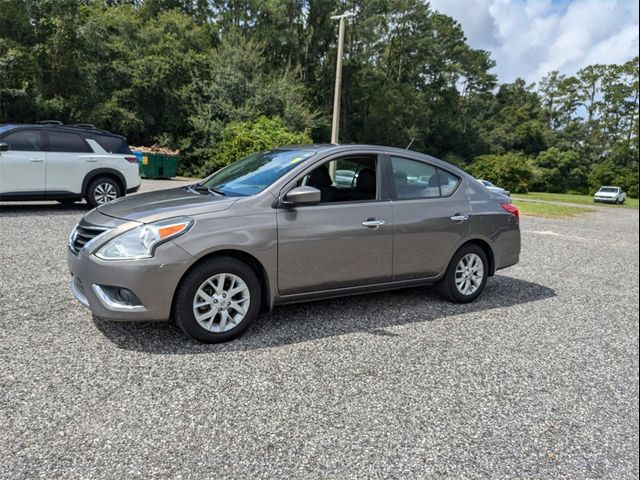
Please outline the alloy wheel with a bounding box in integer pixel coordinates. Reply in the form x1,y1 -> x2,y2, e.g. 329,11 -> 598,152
94,182 -> 118,204
455,253 -> 484,296
192,273 -> 251,332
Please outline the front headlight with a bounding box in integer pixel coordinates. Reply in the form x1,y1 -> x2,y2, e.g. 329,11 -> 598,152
95,216 -> 194,260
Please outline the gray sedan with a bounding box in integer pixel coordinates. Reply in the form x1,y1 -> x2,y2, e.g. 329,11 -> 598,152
68,145 -> 521,343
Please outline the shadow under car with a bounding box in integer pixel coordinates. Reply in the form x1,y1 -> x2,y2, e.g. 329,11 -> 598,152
92,275 -> 556,354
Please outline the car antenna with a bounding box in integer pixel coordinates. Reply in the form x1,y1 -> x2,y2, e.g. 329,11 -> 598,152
405,138 -> 415,150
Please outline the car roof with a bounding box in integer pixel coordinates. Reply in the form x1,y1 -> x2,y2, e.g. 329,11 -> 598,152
277,143 -> 467,175
0,122 -> 125,139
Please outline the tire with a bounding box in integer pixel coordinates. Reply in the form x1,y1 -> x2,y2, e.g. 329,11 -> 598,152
173,257 -> 262,343
86,177 -> 121,208
438,244 -> 489,303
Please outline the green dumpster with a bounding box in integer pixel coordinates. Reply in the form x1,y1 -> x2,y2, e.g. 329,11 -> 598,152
138,153 -> 180,179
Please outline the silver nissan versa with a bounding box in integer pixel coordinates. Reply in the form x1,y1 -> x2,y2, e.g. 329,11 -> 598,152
68,145 -> 521,343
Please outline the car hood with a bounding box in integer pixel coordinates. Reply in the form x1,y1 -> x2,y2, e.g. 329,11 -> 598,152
596,191 -> 617,197
97,187 -> 237,223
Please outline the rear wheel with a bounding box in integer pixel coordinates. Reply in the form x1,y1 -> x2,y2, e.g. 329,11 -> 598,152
173,257 -> 261,343
438,244 -> 489,303
86,177 -> 121,207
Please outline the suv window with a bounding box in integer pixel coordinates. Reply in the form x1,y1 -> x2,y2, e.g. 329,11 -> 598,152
391,156 -> 460,199
86,134 -> 130,154
1,130 -> 43,151
47,131 -> 92,153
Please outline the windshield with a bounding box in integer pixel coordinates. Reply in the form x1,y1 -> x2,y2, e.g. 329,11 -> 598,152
199,149 -> 316,197
599,187 -> 618,193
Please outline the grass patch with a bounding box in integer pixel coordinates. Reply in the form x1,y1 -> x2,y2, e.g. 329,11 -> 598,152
512,192 -> 638,209
513,200 -> 594,218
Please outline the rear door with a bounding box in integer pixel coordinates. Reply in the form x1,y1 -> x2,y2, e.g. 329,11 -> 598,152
276,152 -> 394,295
0,129 -> 46,194
44,130 -> 94,194
389,155 -> 471,279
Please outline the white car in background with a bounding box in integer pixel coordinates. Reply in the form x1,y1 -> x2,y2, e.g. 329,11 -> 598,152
594,186 -> 626,204
477,179 -> 510,197
0,121 -> 141,207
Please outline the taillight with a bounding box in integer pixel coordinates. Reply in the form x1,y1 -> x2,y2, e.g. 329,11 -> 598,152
124,156 -> 138,164
500,202 -> 519,221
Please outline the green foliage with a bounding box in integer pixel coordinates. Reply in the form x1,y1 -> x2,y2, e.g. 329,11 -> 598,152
198,116 -> 312,177
0,0 -> 637,193
529,148 -> 588,194
468,153 -> 533,194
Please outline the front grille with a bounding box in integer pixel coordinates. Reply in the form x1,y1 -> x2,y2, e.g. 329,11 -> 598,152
69,223 -> 110,254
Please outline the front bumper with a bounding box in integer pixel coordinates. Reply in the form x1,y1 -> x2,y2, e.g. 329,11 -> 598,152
68,241 -> 194,321
594,196 -> 617,203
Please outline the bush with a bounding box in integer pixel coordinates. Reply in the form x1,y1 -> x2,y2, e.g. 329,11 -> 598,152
197,116 -> 312,177
468,153 -> 533,193
529,148 -> 589,194
589,160 -> 639,198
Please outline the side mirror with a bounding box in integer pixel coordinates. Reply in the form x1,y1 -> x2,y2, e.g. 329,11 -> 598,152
282,186 -> 321,206
0,142 -> 9,152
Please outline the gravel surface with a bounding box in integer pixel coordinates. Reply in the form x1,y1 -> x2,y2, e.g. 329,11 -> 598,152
1,180 -> 638,479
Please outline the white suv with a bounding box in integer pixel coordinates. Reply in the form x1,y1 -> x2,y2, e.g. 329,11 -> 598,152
0,122 -> 141,207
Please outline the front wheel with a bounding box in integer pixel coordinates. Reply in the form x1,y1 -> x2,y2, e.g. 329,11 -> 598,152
173,257 -> 262,343
438,244 -> 489,303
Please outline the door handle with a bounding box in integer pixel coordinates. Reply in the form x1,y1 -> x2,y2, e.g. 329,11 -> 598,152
86,158 -> 98,162
450,214 -> 470,222
30,158 -> 44,163
362,218 -> 385,228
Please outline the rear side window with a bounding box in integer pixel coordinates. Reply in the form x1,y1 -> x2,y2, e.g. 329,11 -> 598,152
438,169 -> 461,196
87,134 -> 131,154
1,130 -> 43,151
391,157 -> 461,199
391,157 -> 440,199
47,131 -> 92,153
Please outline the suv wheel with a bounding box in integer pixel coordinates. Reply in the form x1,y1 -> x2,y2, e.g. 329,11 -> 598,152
438,244 -> 489,303
173,257 -> 261,343
86,177 -> 121,207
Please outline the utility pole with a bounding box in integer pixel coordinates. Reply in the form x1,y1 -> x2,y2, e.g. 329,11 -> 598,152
330,12 -> 355,145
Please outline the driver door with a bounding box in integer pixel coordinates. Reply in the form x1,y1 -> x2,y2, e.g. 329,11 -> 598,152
276,153 -> 393,295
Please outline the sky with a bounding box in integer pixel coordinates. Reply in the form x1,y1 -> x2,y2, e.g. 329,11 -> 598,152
429,0 -> 639,84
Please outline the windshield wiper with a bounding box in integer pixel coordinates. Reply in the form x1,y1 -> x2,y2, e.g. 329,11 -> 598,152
191,184 -> 226,196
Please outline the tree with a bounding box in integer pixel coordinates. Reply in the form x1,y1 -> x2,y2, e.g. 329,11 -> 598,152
198,116 -> 312,176
467,153 -> 533,194
530,148 -> 588,194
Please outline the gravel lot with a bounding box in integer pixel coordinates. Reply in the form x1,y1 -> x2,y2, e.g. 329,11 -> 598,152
1,179 -> 638,479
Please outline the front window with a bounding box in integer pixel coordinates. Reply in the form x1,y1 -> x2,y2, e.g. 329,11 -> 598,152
297,155 -> 378,203
599,187 -> 618,193
1,129 -> 43,151
199,149 -> 315,197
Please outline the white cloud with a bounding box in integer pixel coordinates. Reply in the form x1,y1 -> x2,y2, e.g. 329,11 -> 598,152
429,0 -> 639,83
